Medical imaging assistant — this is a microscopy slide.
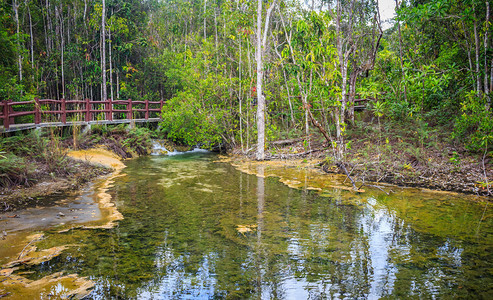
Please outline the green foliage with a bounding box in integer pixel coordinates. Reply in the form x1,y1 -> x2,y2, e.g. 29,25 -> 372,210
453,91 -> 493,151
160,92 -> 227,149
0,153 -> 35,188
403,63 -> 452,112
124,127 -> 153,156
371,100 -> 386,118
1,132 -> 70,175
0,0 -> 490,158
0,132 -> 44,158
449,151 -> 460,165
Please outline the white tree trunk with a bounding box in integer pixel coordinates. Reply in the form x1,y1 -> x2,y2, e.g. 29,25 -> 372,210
239,37 -> 244,152
473,4 -> 481,95
485,1 -> 490,97
14,0 -> 22,84
256,0 -> 265,160
256,0 -> 278,160
101,0 -> 107,101
58,4 -> 65,98
109,27 -> 114,101
203,0 -> 207,40
27,2 -> 34,74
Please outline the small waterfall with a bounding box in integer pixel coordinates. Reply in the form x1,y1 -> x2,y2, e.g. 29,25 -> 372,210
151,141 -> 209,156
151,141 -> 170,155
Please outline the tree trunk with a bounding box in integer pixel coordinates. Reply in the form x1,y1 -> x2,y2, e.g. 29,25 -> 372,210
463,21 -> 476,88
256,0 -> 265,160
27,2 -> 34,78
14,0 -> 22,84
239,36 -> 244,152
336,0 -> 348,150
109,27 -> 114,101
255,0 -> 278,160
485,1 -> 490,99
58,3 -> 65,98
203,0 -> 207,40
279,5 -> 331,146
395,0 -> 408,102
348,70 -> 359,123
473,4 -> 481,95
101,0 -> 107,101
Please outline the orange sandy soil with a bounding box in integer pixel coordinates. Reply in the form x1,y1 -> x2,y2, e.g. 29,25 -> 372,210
0,147 -> 126,299
228,132 -> 492,198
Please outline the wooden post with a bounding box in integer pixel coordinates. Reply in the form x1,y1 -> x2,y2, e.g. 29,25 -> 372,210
61,98 -> 66,124
3,100 -> 9,129
160,99 -> 164,113
145,99 -> 149,119
8,100 -> 14,126
104,99 -> 109,121
85,98 -> 91,121
127,99 -> 132,120
34,97 -> 40,124
108,98 -> 113,121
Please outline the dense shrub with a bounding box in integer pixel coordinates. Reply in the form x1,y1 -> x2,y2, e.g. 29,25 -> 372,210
0,154 -> 36,188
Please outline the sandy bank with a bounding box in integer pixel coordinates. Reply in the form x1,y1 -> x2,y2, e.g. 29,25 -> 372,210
1,147 -> 127,298
67,147 -> 126,171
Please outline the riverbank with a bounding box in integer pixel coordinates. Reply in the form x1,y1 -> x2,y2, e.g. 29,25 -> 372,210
0,160 -> 111,212
0,147 -> 128,299
229,131 -> 492,198
0,125 -> 154,211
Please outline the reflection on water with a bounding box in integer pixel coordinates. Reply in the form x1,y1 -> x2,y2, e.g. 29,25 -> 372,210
19,153 -> 493,299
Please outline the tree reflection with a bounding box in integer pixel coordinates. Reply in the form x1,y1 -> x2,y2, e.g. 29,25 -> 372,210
24,156 -> 493,299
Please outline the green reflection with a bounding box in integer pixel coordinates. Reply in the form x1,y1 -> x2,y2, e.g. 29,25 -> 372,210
24,153 -> 493,299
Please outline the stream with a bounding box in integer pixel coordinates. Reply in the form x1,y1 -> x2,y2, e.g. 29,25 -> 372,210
1,152 -> 492,299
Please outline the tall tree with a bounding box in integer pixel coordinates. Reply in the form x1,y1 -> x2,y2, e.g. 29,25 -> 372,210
13,0 -> 22,85
101,0 -> 107,101
256,0 -> 277,160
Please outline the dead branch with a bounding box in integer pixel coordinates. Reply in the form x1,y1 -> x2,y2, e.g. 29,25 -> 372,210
336,162 -> 358,190
482,145 -> 492,196
271,137 -> 305,146
18,235 -> 43,260
266,148 -> 325,160
358,183 -> 392,195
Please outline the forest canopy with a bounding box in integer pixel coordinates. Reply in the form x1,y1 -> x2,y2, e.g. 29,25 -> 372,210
0,0 -> 491,154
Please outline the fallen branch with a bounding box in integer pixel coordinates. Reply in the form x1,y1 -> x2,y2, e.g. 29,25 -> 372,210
270,137 -> 304,146
342,164 -> 358,185
481,145 -> 492,196
265,148 -> 325,160
358,183 -> 392,195
18,235 -> 43,260
283,149 -> 323,157
336,162 -> 358,191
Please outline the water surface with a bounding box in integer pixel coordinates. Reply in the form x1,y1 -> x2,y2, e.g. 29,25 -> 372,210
18,153 -> 493,298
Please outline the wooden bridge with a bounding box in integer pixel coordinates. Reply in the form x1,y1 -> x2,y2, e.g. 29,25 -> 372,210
0,98 -> 164,133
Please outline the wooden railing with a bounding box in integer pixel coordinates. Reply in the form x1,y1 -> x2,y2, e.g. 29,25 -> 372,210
0,98 -> 164,130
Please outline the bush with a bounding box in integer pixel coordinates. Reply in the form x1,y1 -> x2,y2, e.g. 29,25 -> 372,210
160,92 -> 229,149
124,127 -> 153,156
0,154 -> 36,188
453,91 -> 493,152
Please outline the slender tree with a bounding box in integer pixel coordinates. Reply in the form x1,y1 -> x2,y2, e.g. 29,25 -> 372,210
256,0 -> 277,160
101,0 -> 107,101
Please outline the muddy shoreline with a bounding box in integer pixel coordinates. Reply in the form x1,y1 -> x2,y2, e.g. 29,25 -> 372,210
229,139 -> 492,198
0,147 -> 126,299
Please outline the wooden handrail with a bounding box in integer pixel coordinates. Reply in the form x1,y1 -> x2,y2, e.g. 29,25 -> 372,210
0,98 -> 165,129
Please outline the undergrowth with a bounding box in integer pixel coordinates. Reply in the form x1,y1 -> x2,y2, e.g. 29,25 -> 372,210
0,124 -> 152,190
0,131 -> 70,189
74,124 -> 153,158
